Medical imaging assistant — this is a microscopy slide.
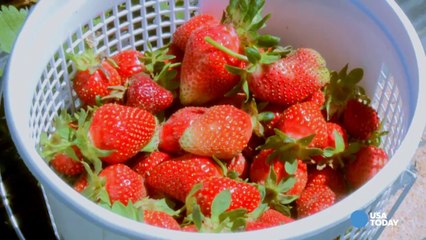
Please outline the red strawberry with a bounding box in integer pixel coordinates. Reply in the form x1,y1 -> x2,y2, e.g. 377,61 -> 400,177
343,99 -> 380,140
181,225 -> 198,232
99,163 -> 146,205
172,14 -> 219,51
345,145 -> 389,189
110,49 -> 144,79
226,153 -> 249,179
125,72 -> 174,113
246,209 -> 294,231
248,48 -> 330,106
250,149 -> 308,196
179,105 -> 252,159
296,184 -> 336,218
242,135 -> 264,162
326,122 -> 348,148
50,146 -> 84,176
159,106 -> 207,154
143,210 -> 180,230
277,101 -> 328,148
88,103 -> 156,164
130,151 -> 171,178
304,89 -> 325,107
145,154 -> 221,202
69,49 -> 122,105
307,166 -> 347,198
73,174 -> 88,193
179,24 -> 242,105
261,104 -> 286,137
249,149 -> 285,184
194,177 -> 261,216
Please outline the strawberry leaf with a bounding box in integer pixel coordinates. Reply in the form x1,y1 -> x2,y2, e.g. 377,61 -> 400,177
211,190 -> 232,223
192,204 -> 204,231
0,5 -> 28,53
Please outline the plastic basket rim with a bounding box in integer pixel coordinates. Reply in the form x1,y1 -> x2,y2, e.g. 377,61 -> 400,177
4,0 -> 426,239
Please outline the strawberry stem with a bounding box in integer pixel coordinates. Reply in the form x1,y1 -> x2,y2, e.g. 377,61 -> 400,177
204,37 -> 248,62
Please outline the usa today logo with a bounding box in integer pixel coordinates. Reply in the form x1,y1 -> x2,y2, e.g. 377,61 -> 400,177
350,210 -> 399,228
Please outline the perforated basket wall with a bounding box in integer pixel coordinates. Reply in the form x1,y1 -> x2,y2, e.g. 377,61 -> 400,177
6,0 -> 424,239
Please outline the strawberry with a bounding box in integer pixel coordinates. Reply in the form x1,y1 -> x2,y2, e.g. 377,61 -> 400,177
261,104 -> 286,137
158,106 -> 207,154
178,0 -> 277,105
179,24 -> 242,105
326,122 -> 348,148
68,49 -> 122,105
311,122 -> 348,165
345,145 -> 389,189
296,184 -> 336,218
179,105 -> 252,159
145,154 -> 222,202
125,72 -> 174,113
172,14 -> 219,51
249,149 -> 285,184
246,208 -> 294,231
276,101 -> 328,149
248,48 -> 330,106
323,64 -> 367,120
87,103 -> 156,164
226,153 -> 249,179
110,49 -> 144,79
50,146 -> 84,176
143,210 -> 180,230
307,166 -> 347,198
99,163 -> 146,205
304,89 -> 325,107
194,177 -> 261,216
130,151 -> 171,178
73,174 -> 88,193
250,150 -> 308,196
181,225 -> 198,232
342,99 -> 380,140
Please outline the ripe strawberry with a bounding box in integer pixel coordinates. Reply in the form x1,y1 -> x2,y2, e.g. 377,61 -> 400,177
69,49 -> 122,105
277,101 -> 328,148
345,145 -> 389,189
125,72 -> 174,113
250,150 -> 308,196
130,151 -> 171,178
307,166 -> 347,198
296,184 -> 336,218
304,89 -> 325,107
326,122 -> 348,148
50,146 -> 84,176
88,103 -> 156,164
99,163 -> 146,205
172,14 -> 219,51
248,48 -> 330,106
249,149 -> 285,184
110,49 -> 144,79
261,104 -> 286,137
181,225 -> 198,232
179,24 -> 242,105
143,210 -> 180,230
226,153 -> 249,179
179,105 -> 252,159
342,99 -> 380,140
158,106 -> 207,154
246,209 -> 294,231
145,154 -> 221,202
73,174 -> 88,193
311,122 -> 348,164
194,177 -> 261,216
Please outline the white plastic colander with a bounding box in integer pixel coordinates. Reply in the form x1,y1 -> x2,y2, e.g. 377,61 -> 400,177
4,0 -> 426,239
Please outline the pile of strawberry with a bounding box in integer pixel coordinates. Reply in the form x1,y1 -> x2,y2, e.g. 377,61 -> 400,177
39,0 -> 390,233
